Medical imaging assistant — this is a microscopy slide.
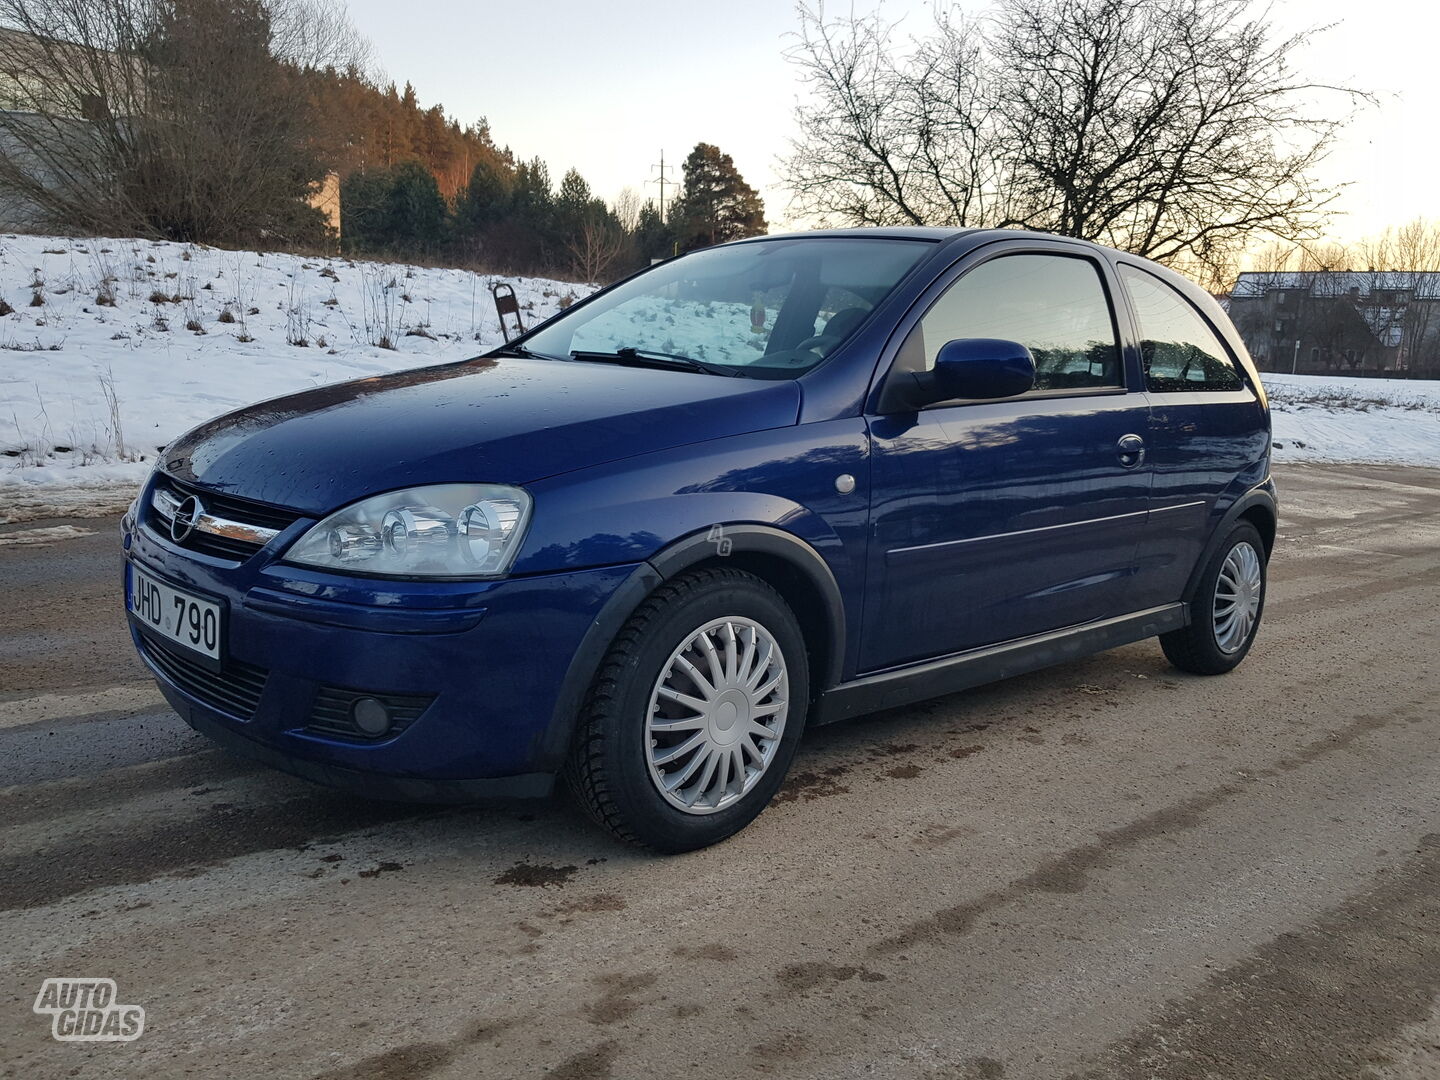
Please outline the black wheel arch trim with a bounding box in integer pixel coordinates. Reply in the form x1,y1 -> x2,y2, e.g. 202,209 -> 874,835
644,524 -> 847,691
534,525 -> 847,773
1182,481 -> 1277,605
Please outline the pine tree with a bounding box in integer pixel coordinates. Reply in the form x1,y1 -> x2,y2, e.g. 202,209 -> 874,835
385,160 -> 447,252
669,143 -> 766,253
634,200 -> 673,263
339,168 -> 392,252
510,158 -> 553,228
554,167 -> 595,236
341,161 -> 446,254
458,156 -> 512,234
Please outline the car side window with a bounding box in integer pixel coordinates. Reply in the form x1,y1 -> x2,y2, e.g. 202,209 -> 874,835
899,253 -> 1123,394
1119,265 -> 1244,392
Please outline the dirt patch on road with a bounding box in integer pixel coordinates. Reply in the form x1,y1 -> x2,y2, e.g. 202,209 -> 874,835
775,960 -> 887,993
674,943 -> 737,961
774,764 -> 851,803
882,763 -> 924,780
493,862 -> 578,888
551,892 -> 626,916
583,972 -> 658,1025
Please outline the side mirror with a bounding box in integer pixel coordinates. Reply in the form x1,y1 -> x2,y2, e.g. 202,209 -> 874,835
883,338 -> 1036,411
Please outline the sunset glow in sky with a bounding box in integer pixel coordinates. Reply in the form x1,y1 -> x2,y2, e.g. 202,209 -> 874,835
344,0 -> 1438,243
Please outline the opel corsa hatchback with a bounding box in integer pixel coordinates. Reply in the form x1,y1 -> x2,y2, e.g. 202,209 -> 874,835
123,229 -> 1276,852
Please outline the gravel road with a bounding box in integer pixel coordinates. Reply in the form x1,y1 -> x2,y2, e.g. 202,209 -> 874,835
2,463 -> 1438,1079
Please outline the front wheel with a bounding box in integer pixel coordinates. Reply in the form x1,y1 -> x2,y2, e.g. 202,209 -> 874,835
1160,521 -> 1267,675
565,568 -> 809,853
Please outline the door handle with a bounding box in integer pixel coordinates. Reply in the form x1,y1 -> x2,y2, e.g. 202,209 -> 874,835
1116,434 -> 1146,468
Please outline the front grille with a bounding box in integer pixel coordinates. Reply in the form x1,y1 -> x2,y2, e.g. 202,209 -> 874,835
148,475 -> 303,562
141,636 -> 269,720
305,686 -> 435,741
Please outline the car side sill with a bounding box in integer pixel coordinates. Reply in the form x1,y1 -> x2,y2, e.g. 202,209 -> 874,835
813,603 -> 1189,726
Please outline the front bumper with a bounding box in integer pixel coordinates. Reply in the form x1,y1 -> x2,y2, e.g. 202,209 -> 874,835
123,504 -> 647,801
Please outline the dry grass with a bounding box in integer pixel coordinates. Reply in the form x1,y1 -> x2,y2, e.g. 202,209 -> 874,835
1266,383 -> 1440,416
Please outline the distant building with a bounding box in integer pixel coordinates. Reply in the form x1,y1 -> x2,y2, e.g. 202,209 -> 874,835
0,27 -> 339,241
0,27 -> 138,232
1228,271 -> 1440,378
309,172 -> 341,242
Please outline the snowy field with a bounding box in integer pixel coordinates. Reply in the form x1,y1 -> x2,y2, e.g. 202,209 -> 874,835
1264,372 -> 1440,468
0,232 -> 1436,522
0,234 -> 589,521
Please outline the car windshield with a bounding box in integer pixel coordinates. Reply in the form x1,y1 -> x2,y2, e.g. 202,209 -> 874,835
518,237 -> 933,378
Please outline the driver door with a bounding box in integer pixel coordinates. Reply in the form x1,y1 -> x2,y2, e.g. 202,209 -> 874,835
859,245 -> 1153,672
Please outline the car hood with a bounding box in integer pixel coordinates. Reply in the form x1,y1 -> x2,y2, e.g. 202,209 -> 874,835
161,356 -> 802,514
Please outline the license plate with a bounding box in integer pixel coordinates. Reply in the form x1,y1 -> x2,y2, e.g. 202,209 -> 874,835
128,565 -> 223,660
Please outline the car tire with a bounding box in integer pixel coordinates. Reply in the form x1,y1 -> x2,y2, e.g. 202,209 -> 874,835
1160,521 -> 1268,675
565,567 -> 809,853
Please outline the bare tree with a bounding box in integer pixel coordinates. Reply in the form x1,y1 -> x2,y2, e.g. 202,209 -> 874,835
1296,240 -> 1351,274
1251,242 -> 1301,276
1363,220 -> 1440,375
783,5 -> 1003,228
0,0 -> 369,242
565,217 -> 627,284
0,2 -> 153,234
611,186 -> 643,234
783,0 -> 1367,273
268,0 -> 373,74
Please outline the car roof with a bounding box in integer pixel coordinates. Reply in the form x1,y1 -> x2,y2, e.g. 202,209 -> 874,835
753,226 -> 978,242
739,225 -> 1140,259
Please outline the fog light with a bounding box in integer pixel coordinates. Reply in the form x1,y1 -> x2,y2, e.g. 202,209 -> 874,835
351,697 -> 393,736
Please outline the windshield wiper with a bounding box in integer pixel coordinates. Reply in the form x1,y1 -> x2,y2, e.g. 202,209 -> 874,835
491,343 -> 565,361
569,347 -> 743,378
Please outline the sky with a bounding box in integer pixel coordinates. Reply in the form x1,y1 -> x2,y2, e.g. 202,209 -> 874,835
343,0 -> 1439,244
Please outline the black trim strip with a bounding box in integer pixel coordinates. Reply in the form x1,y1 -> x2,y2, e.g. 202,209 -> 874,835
813,603 -> 1188,725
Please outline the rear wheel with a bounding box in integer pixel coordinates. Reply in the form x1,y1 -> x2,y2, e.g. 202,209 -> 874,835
565,568 -> 809,853
1160,521 -> 1267,675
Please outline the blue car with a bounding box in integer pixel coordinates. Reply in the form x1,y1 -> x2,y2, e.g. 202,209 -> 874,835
122,228 -> 1276,852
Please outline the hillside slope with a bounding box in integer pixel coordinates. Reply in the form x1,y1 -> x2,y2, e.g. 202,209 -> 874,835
0,234 -> 588,519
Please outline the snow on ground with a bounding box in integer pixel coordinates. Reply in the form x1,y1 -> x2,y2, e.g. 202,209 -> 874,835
1262,372 -> 1440,468
0,231 -> 1436,523
0,233 -> 589,521
570,295 -> 779,364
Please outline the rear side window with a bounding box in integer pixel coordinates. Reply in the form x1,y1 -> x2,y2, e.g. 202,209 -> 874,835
904,254 -> 1122,393
1120,265 -> 1244,392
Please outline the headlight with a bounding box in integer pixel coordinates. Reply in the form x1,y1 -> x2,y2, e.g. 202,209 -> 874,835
285,484 -> 531,578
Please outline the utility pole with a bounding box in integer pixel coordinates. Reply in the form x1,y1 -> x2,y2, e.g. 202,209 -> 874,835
650,151 -> 674,223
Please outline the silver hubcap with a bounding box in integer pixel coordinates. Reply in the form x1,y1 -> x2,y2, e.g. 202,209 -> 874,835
646,616 -> 789,815
1214,541 -> 1263,653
